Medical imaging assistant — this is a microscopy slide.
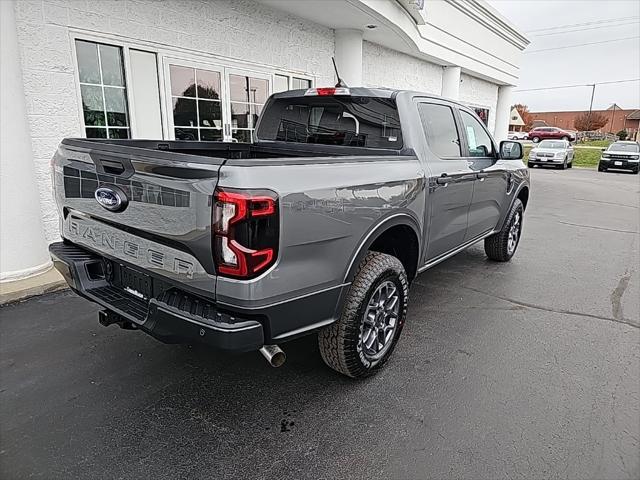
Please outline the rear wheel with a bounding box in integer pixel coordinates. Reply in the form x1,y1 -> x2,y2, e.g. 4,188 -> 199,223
485,199 -> 523,262
318,252 -> 408,378
532,136 -> 540,143
561,136 -> 569,141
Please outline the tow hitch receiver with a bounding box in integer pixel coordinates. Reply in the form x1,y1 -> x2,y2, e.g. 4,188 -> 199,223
98,310 -> 137,330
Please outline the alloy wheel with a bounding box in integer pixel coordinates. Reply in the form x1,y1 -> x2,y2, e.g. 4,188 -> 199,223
360,280 -> 400,361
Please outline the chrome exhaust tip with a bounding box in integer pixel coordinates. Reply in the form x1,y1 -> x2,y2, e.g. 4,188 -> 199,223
259,344 -> 286,367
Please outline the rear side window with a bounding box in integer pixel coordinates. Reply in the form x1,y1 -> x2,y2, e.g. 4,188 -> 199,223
256,96 -> 402,148
418,103 -> 461,157
460,110 -> 494,157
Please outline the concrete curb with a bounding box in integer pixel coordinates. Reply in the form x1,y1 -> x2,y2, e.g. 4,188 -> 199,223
0,267 -> 68,305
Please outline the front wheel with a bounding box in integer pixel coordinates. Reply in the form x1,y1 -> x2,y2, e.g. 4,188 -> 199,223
598,164 -> 606,172
531,136 -> 540,143
484,199 -> 524,262
561,136 -> 569,141
318,252 -> 408,378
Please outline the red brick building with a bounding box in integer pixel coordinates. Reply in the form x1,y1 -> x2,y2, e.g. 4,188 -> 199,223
529,105 -> 640,138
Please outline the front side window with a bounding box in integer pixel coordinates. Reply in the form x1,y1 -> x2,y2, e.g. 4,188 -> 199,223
170,65 -> 223,141
257,96 -> 402,149
460,110 -> 494,157
418,103 -> 461,157
76,40 -> 130,139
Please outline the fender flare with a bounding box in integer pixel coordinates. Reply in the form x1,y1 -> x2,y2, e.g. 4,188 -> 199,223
497,182 -> 529,232
342,212 -> 422,284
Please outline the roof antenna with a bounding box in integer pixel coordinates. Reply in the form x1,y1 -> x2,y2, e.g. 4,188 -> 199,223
332,57 -> 348,88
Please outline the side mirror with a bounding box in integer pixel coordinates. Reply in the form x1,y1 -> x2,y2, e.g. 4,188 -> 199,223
499,140 -> 523,160
601,148 -> 606,152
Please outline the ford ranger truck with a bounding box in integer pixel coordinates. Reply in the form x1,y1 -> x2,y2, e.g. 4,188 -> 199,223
49,87 -> 530,378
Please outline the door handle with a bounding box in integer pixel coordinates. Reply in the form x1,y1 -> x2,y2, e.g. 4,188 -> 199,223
476,172 -> 489,179
436,175 -> 450,185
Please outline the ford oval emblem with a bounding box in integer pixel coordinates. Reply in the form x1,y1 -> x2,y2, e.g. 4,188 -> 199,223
94,185 -> 128,212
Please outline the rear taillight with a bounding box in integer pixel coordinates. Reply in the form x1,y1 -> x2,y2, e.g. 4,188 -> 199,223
213,188 -> 279,279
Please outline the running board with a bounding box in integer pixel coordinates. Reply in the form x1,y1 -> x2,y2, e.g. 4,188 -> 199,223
417,230 -> 496,274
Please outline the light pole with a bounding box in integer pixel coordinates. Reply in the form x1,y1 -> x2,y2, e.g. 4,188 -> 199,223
610,103 -> 616,133
586,83 -> 596,131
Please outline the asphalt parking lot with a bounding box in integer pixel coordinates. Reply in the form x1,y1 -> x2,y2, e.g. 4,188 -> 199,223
1,168 -> 639,480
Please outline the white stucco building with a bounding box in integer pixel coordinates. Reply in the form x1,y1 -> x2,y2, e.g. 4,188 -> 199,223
0,0 -> 528,283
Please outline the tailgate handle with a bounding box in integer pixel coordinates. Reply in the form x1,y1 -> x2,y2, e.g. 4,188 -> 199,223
91,153 -> 135,178
100,159 -> 125,175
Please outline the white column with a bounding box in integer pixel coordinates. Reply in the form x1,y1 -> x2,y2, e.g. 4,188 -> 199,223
334,29 -> 363,86
494,85 -> 514,141
1,0 -> 51,282
441,66 -> 461,100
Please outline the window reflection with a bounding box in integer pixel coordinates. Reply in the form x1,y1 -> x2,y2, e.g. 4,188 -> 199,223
75,40 -> 129,139
170,65 -> 222,141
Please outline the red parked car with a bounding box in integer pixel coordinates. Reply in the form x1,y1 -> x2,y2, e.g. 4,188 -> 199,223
528,127 -> 575,143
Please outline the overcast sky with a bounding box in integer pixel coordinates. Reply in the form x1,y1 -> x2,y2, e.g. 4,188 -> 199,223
487,0 -> 640,112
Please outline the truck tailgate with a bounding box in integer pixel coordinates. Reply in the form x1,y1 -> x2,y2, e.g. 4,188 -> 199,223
52,139 -> 222,298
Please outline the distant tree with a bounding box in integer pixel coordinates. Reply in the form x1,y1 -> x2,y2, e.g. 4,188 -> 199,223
574,112 -> 608,132
617,129 -> 628,140
513,104 -> 534,131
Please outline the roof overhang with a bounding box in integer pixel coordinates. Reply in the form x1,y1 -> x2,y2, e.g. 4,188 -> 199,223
257,0 -> 529,86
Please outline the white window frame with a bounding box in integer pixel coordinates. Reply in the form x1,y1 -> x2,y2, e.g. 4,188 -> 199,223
68,30 -> 315,142
224,66 -> 272,142
163,57 -> 227,141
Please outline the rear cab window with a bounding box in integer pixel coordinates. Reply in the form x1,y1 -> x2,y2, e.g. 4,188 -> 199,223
256,94 -> 403,149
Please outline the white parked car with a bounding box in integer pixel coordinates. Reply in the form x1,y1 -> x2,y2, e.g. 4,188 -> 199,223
508,131 -> 529,140
527,139 -> 574,170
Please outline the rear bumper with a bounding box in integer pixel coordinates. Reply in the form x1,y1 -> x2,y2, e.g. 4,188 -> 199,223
49,242 -> 264,352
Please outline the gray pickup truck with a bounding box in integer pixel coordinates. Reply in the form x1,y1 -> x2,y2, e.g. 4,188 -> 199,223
49,87 -> 529,378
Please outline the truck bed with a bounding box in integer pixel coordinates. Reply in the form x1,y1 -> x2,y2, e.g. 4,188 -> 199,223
61,138 -> 409,162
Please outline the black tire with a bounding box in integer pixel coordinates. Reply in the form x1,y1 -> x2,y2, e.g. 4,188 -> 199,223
598,164 -> 606,172
318,252 -> 409,378
561,136 -> 569,141
559,158 -> 567,170
532,136 -> 540,143
527,162 -> 534,168
484,199 -> 524,262
568,161 -> 573,169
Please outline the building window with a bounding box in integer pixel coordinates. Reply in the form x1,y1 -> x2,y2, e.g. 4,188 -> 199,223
473,107 -> 489,126
170,65 -> 223,141
274,75 -> 312,93
292,77 -> 312,90
75,40 -> 130,139
229,74 -> 268,143
274,74 -> 289,93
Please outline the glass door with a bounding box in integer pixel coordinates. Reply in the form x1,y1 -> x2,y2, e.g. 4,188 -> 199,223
164,58 -> 226,141
225,69 -> 271,143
